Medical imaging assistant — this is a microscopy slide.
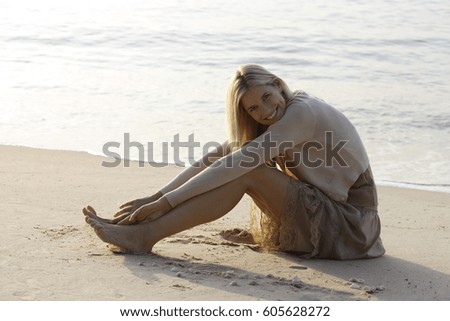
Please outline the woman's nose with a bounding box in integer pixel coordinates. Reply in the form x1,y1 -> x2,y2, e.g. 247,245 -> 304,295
260,102 -> 271,116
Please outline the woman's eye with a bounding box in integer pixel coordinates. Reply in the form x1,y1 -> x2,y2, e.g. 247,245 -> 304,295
249,106 -> 256,112
263,93 -> 271,101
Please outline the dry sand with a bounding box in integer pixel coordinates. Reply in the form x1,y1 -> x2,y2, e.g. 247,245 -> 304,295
1,145 -> 449,300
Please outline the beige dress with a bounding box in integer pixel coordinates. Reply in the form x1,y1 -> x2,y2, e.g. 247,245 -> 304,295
250,166 -> 385,259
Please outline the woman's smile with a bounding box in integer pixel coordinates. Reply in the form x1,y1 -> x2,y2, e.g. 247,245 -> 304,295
265,106 -> 278,121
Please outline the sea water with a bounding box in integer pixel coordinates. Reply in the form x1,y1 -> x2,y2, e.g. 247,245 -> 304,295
1,0 -> 449,192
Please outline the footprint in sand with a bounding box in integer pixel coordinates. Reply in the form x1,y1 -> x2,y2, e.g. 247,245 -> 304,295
219,228 -> 256,245
38,225 -> 80,240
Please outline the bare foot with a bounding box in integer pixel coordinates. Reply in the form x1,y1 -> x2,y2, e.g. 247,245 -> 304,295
83,207 -> 155,254
219,228 -> 256,245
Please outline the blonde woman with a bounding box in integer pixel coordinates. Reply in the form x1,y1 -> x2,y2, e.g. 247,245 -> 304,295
83,64 -> 385,260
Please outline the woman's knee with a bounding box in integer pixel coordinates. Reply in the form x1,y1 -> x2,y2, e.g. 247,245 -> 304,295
245,164 -> 289,189
244,164 -> 291,216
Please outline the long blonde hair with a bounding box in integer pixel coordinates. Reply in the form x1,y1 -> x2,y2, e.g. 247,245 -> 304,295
226,64 -> 292,149
226,65 -> 294,250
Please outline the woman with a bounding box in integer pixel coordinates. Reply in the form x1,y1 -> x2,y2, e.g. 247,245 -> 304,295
83,64 -> 385,260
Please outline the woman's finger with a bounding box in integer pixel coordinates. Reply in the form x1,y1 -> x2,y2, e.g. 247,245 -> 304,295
111,213 -> 131,224
128,212 -> 138,223
129,206 -> 146,223
117,217 -> 135,225
114,206 -> 135,217
114,209 -> 129,217
119,201 -> 135,209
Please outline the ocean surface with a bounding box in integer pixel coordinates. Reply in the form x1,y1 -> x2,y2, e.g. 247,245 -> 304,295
1,0 -> 449,192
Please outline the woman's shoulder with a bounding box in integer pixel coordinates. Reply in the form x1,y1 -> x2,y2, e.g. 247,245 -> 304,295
289,90 -> 327,107
268,91 -> 317,140
284,91 -> 316,118
287,90 -> 308,105
288,90 -> 342,119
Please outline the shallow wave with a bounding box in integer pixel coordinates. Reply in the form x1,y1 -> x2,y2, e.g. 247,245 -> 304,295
378,179 -> 450,194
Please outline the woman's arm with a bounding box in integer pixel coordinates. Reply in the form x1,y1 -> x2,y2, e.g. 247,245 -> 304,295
163,100 -> 316,208
113,141 -> 230,223
158,140 -> 230,195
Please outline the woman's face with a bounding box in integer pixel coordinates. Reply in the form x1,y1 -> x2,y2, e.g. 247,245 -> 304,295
240,83 -> 287,126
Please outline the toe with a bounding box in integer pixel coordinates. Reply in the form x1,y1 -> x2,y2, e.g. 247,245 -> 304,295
87,205 -> 97,215
86,217 -> 104,232
83,207 -> 113,224
83,208 -> 97,220
85,216 -> 94,225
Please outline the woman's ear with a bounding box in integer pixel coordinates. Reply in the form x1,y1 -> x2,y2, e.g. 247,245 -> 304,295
273,79 -> 283,92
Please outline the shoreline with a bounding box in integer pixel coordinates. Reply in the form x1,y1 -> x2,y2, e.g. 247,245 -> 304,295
2,143 -> 450,194
376,179 -> 450,194
1,144 -> 449,300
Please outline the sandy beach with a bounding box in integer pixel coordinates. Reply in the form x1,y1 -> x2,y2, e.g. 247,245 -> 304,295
0,144 -> 449,301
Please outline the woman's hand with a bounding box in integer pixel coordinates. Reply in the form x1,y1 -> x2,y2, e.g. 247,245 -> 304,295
112,192 -> 162,224
117,196 -> 172,225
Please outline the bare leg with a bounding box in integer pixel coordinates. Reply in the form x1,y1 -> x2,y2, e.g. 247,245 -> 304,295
84,165 -> 295,253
